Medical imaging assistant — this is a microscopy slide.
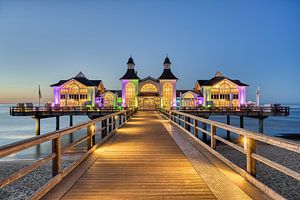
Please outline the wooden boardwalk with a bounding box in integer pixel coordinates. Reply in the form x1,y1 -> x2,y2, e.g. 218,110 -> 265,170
61,112 -> 216,199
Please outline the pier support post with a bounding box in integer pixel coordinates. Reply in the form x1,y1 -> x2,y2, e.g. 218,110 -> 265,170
245,136 -> 256,177
240,116 -> 244,128
258,117 -> 264,133
52,137 -> 61,177
202,122 -> 207,143
56,116 -> 60,130
35,118 -> 41,136
210,125 -> 216,149
69,115 -> 74,143
69,115 -> 73,126
226,115 -> 231,140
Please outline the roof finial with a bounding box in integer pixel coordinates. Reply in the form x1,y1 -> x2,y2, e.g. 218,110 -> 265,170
215,71 -> 223,77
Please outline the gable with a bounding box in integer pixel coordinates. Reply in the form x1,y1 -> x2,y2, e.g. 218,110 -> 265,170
211,78 -> 239,88
61,79 -> 90,89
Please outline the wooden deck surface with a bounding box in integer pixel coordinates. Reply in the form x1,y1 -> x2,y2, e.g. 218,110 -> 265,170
62,111 -> 216,200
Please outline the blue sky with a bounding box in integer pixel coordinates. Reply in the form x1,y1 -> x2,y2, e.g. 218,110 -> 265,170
0,0 -> 299,103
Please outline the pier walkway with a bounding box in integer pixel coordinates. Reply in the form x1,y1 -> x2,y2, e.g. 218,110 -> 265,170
44,111 -> 267,200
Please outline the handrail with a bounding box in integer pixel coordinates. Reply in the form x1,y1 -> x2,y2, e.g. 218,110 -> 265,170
9,106 -> 123,116
159,109 -> 300,182
176,106 -> 290,116
0,108 -> 137,197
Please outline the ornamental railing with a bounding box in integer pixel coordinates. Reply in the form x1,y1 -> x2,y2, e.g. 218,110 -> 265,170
0,108 -> 136,199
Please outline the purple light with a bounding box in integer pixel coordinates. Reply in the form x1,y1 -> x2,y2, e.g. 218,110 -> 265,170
121,80 -> 129,107
53,87 -> 60,105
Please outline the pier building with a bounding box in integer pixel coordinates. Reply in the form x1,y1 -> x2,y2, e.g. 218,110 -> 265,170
50,56 -> 248,109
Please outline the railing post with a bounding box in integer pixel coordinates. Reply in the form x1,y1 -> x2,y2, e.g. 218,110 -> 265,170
108,117 -> 112,133
178,114 -> 180,125
119,114 -> 122,127
202,122 -> 207,143
87,123 -> 95,149
245,136 -> 256,177
102,119 -> 107,138
52,137 -> 61,177
210,125 -> 216,149
194,119 -> 198,138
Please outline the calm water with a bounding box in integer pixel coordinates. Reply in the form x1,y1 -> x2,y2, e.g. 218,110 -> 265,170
0,104 -> 299,161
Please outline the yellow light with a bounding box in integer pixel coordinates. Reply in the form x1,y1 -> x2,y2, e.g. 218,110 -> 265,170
243,136 -> 247,150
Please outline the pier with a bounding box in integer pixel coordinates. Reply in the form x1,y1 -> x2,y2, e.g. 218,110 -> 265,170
0,110 -> 299,199
9,105 -> 290,135
177,106 -> 290,133
9,106 -> 120,136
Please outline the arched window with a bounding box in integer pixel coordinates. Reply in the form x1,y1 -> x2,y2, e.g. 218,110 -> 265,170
125,82 -> 136,107
104,93 -> 115,107
69,84 -> 79,94
183,92 -> 194,99
141,84 -> 157,93
162,82 -> 173,108
183,92 -> 196,108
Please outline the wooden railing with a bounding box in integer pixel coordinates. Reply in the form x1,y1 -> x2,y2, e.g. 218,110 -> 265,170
177,106 -> 290,116
0,108 -> 136,199
9,106 -> 121,116
159,109 -> 299,197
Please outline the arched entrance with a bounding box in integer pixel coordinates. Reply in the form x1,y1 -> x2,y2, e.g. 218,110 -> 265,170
138,83 -> 160,110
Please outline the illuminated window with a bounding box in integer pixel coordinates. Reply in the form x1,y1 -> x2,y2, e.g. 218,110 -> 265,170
183,92 -> 195,107
141,84 -> 157,93
162,82 -> 173,108
125,82 -> 136,107
183,93 -> 194,99
104,93 -> 115,107
69,84 -> 79,94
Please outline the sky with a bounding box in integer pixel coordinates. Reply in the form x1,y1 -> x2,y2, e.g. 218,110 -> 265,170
0,0 -> 299,104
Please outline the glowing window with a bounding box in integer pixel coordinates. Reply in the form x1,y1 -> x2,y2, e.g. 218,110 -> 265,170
104,93 -> 115,107
125,82 -> 136,107
219,83 -> 230,94
69,84 -> 79,94
141,84 -> 157,93
163,82 -> 173,108
183,92 -> 194,99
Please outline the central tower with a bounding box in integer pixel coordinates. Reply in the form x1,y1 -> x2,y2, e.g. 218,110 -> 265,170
158,56 -> 178,108
120,57 -> 140,108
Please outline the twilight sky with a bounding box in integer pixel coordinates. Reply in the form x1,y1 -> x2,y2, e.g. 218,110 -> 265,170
0,0 -> 299,104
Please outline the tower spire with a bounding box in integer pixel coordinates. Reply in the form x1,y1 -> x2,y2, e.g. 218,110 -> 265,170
127,56 -> 135,69
163,56 -> 171,69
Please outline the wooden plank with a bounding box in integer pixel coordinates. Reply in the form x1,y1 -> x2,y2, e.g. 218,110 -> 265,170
61,111 -> 216,199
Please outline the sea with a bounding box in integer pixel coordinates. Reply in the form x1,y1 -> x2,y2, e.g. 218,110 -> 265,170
0,104 -> 299,161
